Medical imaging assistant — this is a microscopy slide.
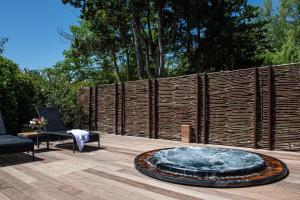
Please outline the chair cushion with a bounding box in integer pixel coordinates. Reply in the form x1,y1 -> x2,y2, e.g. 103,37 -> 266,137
0,112 -> 7,135
88,132 -> 99,142
0,135 -> 33,147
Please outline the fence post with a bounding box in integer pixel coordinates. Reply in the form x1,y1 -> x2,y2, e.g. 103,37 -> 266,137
94,86 -> 98,130
254,68 -> 258,149
153,78 -> 158,139
203,73 -> 208,144
115,83 -> 118,135
196,74 -> 200,143
89,86 -> 92,130
148,79 -> 153,138
268,66 -> 273,150
121,82 -> 124,135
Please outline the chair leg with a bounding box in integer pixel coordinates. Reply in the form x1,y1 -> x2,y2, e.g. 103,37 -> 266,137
73,138 -> 75,153
32,147 -> 35,161
98,135 -> 100,148
37,135 -> 39,148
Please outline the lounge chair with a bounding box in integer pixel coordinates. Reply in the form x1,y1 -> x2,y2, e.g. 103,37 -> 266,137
35,106 -> 100,153
0,112 -> 34,160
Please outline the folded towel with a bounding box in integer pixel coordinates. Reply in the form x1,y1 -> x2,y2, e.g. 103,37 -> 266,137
67,129 -> 89,151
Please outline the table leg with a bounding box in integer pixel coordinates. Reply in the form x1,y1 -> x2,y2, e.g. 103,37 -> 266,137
37,135 -> 39,148
47,134 -> 49,150
73,138 -> 75,153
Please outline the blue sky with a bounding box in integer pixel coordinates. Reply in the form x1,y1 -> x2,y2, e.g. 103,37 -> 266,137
1,0 -> 79,69
0,0 -> 275,70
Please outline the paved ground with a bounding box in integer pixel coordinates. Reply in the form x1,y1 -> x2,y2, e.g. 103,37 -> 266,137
0,133 -> 299,200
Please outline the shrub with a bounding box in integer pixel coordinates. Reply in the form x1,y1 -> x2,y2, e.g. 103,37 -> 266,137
0,56 -> 35,133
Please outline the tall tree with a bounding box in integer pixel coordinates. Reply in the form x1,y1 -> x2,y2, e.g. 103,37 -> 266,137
62,0 -> 268,77
262,0 -> 300,64
0,37 -> 8,55
174,0 -> 267,73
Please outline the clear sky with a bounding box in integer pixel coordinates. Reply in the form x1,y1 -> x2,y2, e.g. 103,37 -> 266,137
0,0 -> 79,70
0,0 -> 276,70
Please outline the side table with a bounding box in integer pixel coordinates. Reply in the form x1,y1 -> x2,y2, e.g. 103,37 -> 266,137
18,132 -> 49,149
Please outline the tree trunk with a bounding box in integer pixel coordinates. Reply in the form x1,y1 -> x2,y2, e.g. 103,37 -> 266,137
125,32 -> 130,81
144,41 -> 152,79
132,21 -> 144,80
134,18 -> 154,79
111,50 -> 121,82
157,1 -> 164,77
147,0 -> 154,58
187,25 -> 193,73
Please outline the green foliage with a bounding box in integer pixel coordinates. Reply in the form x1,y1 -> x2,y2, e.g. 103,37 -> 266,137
62,20 -> 130,83
175,0 -> 268,72
262,0 -> 300,65
62,0 -> 267,77
0,37 -> 8,55
25,62 -> 89,128
0,56 -> 35,133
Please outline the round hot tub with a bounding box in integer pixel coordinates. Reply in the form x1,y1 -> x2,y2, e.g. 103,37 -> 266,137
135,147 -> 288,188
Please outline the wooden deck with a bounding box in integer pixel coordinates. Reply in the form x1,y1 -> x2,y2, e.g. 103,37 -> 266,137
0,133 -> 299,200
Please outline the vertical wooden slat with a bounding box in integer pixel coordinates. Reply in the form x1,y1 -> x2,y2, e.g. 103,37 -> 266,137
153,78 -> 158,139
196,74 -> 200,143
203,73 -> 208,144
254,67 -> 258,149
115,83 -> 118,135
268,66 -> 273,150
121,82 -> 124,135
148,79 -> 152,138
89,86 -> 92,130
98,86 -> 101,131
94,86 -> 98,130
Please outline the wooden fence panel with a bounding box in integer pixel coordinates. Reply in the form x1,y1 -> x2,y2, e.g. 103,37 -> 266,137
157,75 -> 198,140
98,84 -> 115,134
207,69 -> 255,148
78,63 -> 300,152
258,67 -> 270,149
273,64 -> 300,151
123,80 -> 150,137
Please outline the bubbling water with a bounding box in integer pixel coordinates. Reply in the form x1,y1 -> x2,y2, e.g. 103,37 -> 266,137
149,147 -> 266,176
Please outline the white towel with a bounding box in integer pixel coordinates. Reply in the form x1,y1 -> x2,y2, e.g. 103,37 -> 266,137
67,129 -> 89,151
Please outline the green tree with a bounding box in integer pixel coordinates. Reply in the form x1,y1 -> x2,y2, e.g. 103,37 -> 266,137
0,37 -> 8,55
25,58 -> 101,128
63,0 -> 267,77
0,56 -> 35,133
174,0 -> 267,73
262,0 -> 300,64
60,19 -> 127,83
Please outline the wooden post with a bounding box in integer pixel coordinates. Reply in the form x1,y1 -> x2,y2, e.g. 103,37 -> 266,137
268,66 -> 273,150
196,74 -> 200,143
148,79 -> 153,138
89,86 -> 92,130
254,67 -> 258,149
181,125 -> 191,143
153,78 -> 158,139
94,86 -> 98,130
115,83 -> 118,135
203,73 -> 208,144
121,82 -> 124,135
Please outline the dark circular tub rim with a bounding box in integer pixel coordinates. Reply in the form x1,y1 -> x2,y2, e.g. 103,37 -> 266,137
134,147 -> 289,188
148,147 -> 267,177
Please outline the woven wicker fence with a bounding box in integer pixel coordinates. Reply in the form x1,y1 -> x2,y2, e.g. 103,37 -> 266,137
78,63 -> 300,151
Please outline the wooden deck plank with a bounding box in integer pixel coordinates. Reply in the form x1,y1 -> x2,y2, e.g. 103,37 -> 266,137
0,133 -> 299,200
0,191 -> 11,200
